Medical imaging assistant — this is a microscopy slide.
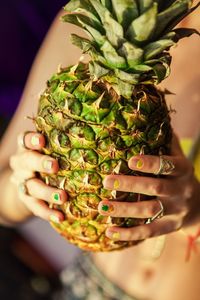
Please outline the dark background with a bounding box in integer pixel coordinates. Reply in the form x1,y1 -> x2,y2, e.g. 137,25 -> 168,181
0,2 -> 67,299
0,0 -> 67,136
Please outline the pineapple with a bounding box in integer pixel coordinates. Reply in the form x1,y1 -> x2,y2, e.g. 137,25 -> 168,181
35,0 -> 199,251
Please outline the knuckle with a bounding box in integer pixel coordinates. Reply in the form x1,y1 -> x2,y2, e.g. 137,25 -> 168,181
151,182 -> 163,195
148,202 -> 160,216
179,205 -> 188,217
183,184 -> 193,199
148,158 -> 156,171
131,227 -> 149,240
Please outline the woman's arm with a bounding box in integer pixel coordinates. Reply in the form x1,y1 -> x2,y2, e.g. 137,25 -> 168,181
0,11 -> 85,225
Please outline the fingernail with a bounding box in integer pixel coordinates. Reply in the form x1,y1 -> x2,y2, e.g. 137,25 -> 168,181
52,192 -> 61,202
129,157 -> 144,169
100,203 -> 114,214
50,215 -> 60,223
43,160 -> 53,171
104,178 -> 120,190
107,231 -> 121,241
31,135 -> 40,146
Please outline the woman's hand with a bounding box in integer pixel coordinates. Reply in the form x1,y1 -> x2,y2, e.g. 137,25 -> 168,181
98,134 -> 200,241
9,131 -> 67,223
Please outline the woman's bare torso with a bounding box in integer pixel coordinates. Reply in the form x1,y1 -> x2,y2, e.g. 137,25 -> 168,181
93,13 -> 200,300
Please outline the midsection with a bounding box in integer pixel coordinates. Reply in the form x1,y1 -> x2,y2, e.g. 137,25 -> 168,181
92,232 -> 200,300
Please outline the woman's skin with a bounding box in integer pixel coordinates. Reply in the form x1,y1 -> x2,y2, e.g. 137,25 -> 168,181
0,8 -> 200,300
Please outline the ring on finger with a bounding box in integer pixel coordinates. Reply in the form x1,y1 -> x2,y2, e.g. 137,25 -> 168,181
18,178 -> 35,196
155,156 -> 175,175
145,200 -> 164,224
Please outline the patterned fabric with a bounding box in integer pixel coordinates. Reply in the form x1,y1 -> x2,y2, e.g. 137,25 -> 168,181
53,253 -> 136,300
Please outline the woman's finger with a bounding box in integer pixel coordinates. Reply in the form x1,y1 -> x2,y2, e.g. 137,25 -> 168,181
98,199 -> 163,219
18,187 -> 64,223
25,178 -> 67,205
10,151 -> 59,174
128,154 -> 191,177
98,198 -> 187,219
103,174 -> 179,197
105,216 -> 181,241
17,132 -> 45,151
10,170 -> 35,185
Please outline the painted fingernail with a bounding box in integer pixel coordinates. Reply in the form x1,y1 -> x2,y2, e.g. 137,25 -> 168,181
104,178 -> 120,190
43,160 -> 53,171
129,157 -> 144,169
100,203 -> 114,214
52,192 -> 61,202
108,231 -> 121,241
136,158 -> 144,169
31,135 -> 40,146
49,215 -> 60,223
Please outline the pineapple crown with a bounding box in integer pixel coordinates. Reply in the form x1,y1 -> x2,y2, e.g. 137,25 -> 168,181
62,0 -> 199,98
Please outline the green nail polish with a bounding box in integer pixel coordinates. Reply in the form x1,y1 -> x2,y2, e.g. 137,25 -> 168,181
52,192 -> 60,202
101,203 -> 114,213
102,204 -> 109,212
31,135 -> 40,146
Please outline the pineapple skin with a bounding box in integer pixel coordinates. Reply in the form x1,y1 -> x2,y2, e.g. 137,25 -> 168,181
35,62 -> 172,251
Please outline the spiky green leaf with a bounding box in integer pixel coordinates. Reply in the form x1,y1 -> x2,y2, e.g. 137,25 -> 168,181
89,0 -> 124,47
70,34 -> 108,66
70,33 -> 96,52
117,80 -> 133,99
144,39 -> 175,60
119,41 -> 143,68
70,13 -> 105,34
114,69 -> 140,84
152,63 -> 169,83
64,0 -> 100,21
62,14 -> 106,45
154,0 -> 192,39
154,0 -> 177,11
111,0 -> 139,29
132,64 -> 152,72
145,53 -> 172,67
89,61 -> 110,78
126,3 -> 157,44
165,1 -> 200,34
101,41 -> 127,69
100,0 -> 112,11
173,27 -> 200,41
139,0 -> 154,13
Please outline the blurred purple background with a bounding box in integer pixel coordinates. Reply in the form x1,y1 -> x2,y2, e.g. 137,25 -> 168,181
0,0 -> 67,135
0,1 -> 80,276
